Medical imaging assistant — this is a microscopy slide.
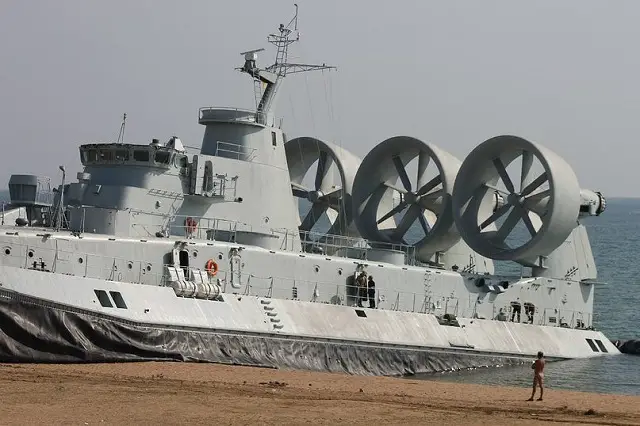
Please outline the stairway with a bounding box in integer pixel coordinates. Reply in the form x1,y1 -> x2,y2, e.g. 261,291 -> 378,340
260,299 -> 283,330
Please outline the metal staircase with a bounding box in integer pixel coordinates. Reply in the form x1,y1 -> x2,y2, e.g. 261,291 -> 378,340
261,299 -> 283,330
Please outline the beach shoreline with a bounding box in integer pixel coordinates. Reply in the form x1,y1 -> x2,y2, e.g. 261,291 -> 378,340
0,362 -> 638,425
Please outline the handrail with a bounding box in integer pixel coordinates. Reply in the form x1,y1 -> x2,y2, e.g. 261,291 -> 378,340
0,239 -> 594,329
125,209 -> 419,261
198,107 -> 278,127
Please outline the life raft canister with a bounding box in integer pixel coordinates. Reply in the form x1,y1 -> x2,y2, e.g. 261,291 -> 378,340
185,217 -> 197,234
205,259 -> 218,277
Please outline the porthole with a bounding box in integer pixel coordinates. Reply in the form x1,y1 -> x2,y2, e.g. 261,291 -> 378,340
218,254 -> 223,260
192,250 -> 198,258
3,248 -> 10,255
314,265 -> 320,273
127,262 -> 133,269
78,257 -> 84,264
27,250 -> 34,258
146,264 -> 152,272
337,268 -> 343,276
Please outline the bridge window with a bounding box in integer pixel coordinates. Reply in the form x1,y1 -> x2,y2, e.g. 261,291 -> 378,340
154,150 -> 171,164
115,149 -> 130,162
133,150 -> 150,162
81,149 -> 98,163
271,131 -> 277,146
99,150 -> 114,161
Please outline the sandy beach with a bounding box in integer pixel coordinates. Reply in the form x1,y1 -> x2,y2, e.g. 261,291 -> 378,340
0,362 -> 638,425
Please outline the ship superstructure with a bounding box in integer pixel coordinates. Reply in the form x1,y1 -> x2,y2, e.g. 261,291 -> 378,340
0,7 -> 617,373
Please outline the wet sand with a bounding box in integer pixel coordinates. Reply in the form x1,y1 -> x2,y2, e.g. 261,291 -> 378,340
0,362 -> 639,425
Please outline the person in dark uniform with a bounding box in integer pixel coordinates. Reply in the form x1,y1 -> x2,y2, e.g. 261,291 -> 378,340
367,275 -> 376,308
356,272 -> 366,307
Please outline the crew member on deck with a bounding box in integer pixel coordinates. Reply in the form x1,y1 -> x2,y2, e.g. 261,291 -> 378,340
367,275 -> 376,309
356,272 -> 367,307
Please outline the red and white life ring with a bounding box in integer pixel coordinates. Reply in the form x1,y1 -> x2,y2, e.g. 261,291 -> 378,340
205,259 -> 219,277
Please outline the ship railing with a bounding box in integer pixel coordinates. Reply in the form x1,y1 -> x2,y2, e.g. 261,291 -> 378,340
235,272 -> 461,316
129,211 -> 250,241
198,107 -> 278,127
490,302 -> 593,329
214,141 -> 258,161
1,240 -> 594,328
130,211 -> 419,265
181,141 -> 258,162
0,238 -> 229,288
273,228 -> 419,265
1,238 -> 445,315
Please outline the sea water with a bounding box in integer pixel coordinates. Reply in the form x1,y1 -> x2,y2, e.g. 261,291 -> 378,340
419,198 -> 640,395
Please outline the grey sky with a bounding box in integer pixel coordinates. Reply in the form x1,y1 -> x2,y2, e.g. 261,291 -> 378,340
1,0 -> 638,197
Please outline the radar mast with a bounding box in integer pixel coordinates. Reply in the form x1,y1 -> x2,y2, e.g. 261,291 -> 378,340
238,4 -> 336,125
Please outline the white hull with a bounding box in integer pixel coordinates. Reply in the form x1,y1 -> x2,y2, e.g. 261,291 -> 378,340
0,264 -> 618,374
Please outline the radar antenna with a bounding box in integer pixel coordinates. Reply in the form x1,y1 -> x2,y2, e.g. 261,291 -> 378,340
237,4 -> 336,124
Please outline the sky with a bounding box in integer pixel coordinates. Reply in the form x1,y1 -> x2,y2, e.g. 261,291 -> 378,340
1,0 -> 639,197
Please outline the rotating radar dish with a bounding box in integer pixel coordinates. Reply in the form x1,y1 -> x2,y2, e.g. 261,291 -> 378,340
452,135 -> 581,265
285,137 -> 361,238
352,136 -> 462,261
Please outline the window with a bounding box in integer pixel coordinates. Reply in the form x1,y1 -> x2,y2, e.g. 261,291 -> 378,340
109,291 -> 128,309
86,149 -> 98,163
133,150 -> 150,162
94,289 -> 113,308
115,149 -> 130,162
154,150 -> 171,164
271,131 -> 277,146
99,150 -> 114,161
585,338 -> 599,352
595,339 -> 608,353
355,309 -> 367,318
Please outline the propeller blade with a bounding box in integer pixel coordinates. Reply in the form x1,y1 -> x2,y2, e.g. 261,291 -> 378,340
383,181 -> 408,194
495,207 -> 520,241
315,150 -> 329,190
518,205 -> 537,237
292,188 -> 308,198
525,189 -> 551,203
521,172 -> 548,197
417,212 -> 430,235
376,201 -> 408,224
300,203 -> 326,231
291,182 -> 309,191
479,203 -> 511,231
416,175 -> 442,196
323,186 -> 343,200
394,204 -> 421,238
520,150 -> 534,192
417,151 -> 430,188
392,155 -> 412,192
492,157 -> 515,193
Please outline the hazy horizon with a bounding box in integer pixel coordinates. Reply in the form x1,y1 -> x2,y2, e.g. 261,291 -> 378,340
2,1 -> 640,197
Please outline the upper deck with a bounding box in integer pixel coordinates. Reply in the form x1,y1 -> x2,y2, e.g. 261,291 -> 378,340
198,107 -> 280,128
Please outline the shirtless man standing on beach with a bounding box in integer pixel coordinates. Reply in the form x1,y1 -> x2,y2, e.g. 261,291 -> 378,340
528,351 -> 545,401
